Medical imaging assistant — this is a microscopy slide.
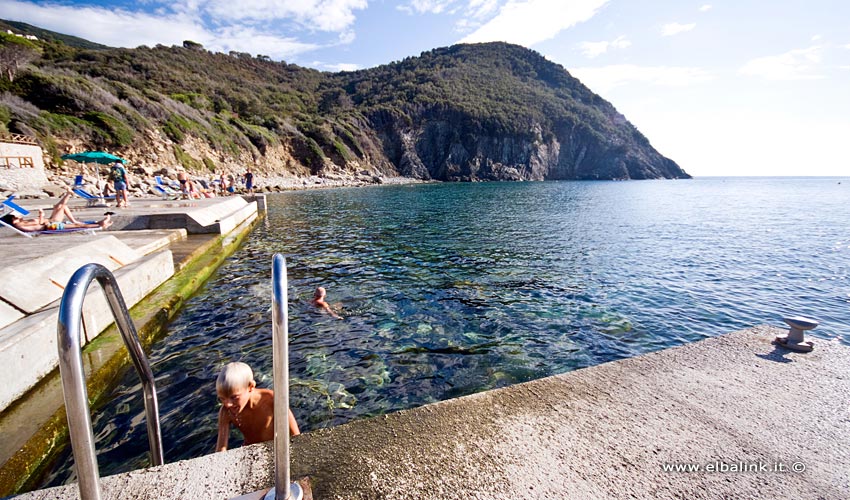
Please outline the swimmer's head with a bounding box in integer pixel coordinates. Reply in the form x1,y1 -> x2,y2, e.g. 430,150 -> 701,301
313,287 -> 326,299
216,362 -> 255,396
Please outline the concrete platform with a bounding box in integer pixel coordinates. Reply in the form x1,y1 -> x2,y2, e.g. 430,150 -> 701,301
0,195 -> 260,412
12,325 -> 849,499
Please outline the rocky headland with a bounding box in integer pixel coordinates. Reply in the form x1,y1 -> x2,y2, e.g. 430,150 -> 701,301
1,21 -> 690,193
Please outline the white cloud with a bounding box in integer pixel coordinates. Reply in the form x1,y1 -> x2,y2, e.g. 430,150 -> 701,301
337,30 -> 357,44
204,0 -> 367,32
401,0 -> 498,17
578,35 -> 630,58
0,0 -> 361,61
739,46 -> 825,80
0,0 -> 208,48
211,27 -> 320,60
579,41 -> 609,59
698,4 -> 712,12
317,62 -> 361,72
468,0 -> 499,18
458,0 -> 610,47
399,0 -> 456,14
570,64 -> 712,93
625,105 -> 850,176
451,0 -> 501,32
661,22 -> 695,36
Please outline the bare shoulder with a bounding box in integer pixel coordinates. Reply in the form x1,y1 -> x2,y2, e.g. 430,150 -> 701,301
256,388 -> 274,402
255,388 -> 275,413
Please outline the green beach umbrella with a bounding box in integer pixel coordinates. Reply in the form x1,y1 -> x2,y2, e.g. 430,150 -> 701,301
61,151 -> 126,165
61,151 -> 126,185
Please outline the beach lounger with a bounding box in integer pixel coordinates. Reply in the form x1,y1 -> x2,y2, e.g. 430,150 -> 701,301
1,195 -> 29,218
73,188 -> 115,207
156,176 -> 181,190
1,222 -> 101,238
0,195 -> 32,237
154,176 -> 182,199
1,195 -> 101,237
155,176 -> 182,191
153,185 -> 180,200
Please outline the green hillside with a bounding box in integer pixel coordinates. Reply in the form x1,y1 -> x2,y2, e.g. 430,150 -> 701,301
0,19 -> 109,50
0,23 -> 689,181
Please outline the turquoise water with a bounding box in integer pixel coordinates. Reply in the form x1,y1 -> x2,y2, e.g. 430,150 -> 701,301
41,177 -> 849,486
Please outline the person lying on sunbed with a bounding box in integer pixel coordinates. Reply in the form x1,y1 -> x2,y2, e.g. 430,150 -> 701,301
0,190 -> 113,232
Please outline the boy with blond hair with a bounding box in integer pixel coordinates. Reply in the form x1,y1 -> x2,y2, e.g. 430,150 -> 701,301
215,361 -> 300,452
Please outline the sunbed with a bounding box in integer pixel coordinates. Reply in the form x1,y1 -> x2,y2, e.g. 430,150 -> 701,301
72,188 -> 115,207
0,195 -> 101,238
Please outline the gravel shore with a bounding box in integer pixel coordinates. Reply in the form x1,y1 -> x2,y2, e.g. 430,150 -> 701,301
9,170 -> 431,200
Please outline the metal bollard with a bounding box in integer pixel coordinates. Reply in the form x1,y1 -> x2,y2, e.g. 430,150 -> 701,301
774,316 -> 818,352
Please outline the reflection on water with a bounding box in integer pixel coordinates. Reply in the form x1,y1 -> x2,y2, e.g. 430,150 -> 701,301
41,178 -> 850,487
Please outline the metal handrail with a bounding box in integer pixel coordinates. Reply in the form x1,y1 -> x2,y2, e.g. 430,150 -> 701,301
266,254 -> 302,500
57,263 -> 164,500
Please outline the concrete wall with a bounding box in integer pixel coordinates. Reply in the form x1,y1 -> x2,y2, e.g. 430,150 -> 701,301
0,142 -> 48,194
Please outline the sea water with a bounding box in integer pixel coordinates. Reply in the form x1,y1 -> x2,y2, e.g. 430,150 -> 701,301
40,177 -> 849,486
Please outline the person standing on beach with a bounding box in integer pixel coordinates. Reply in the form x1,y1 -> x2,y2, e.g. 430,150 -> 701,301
177,171 -> 192,199
243,167 -> 254,195
109,160 -> 130,208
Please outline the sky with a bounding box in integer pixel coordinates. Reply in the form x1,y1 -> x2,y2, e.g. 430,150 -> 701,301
3,0 -> 849,176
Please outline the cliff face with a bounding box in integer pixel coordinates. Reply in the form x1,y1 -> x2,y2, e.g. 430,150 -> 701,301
0,27 -> 689,182
333,42 -> 690,182
371,109 -> 688,182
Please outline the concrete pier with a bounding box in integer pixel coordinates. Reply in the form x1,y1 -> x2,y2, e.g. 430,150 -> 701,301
0,196 -> 260,412
0,195 -> 262,495
11,325 -> 849,499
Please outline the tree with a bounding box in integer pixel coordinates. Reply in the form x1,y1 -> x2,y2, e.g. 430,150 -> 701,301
0,33 -> 40,82
182,40 -> 204,51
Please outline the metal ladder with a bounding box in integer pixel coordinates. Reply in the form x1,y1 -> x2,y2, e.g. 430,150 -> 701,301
57,263 -> 164,500
58,257 -> 299,499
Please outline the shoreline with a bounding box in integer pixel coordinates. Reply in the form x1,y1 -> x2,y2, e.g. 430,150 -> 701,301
260,174 -> 433,192
6,169 -> 432,200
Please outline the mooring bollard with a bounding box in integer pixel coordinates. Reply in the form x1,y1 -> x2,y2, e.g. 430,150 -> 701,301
774,316 -> 818,352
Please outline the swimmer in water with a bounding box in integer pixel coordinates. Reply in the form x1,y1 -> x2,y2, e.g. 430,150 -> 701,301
311,286 -> 342,319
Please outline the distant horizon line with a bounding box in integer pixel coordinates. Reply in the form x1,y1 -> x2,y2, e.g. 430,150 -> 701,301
689,175 -> 848,178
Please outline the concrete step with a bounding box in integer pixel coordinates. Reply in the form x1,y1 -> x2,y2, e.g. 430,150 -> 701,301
113,197 -> 258,234
0,236 -> 142,317
0,250 -> 174,411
